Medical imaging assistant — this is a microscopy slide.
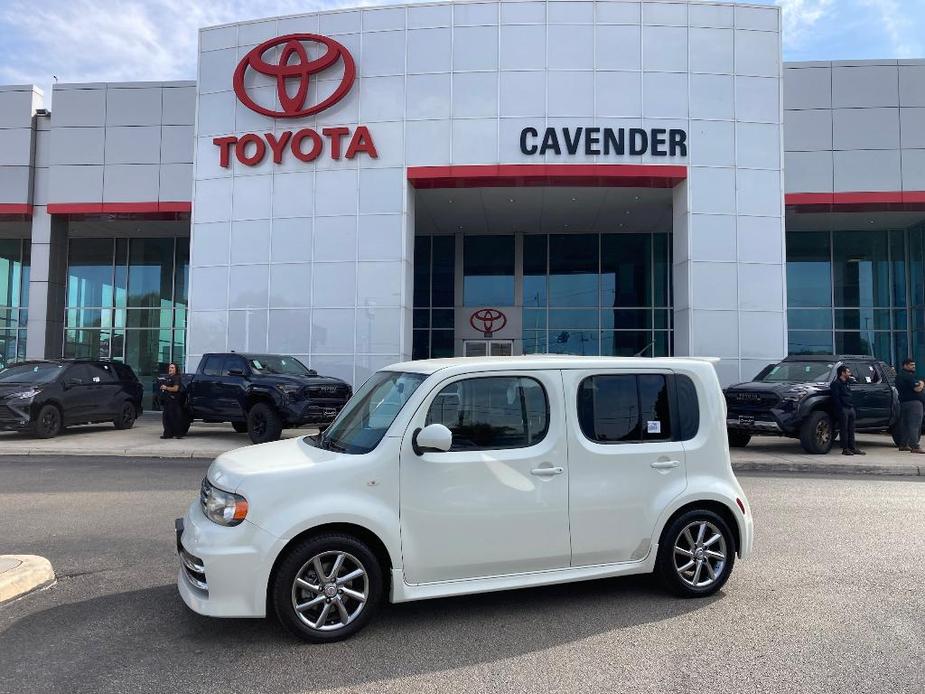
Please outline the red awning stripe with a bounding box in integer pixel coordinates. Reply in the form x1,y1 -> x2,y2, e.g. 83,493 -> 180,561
407,164 -> 687,189
786,191 -> 925,211
47,201 -> 192,214
0,203 -> 32,215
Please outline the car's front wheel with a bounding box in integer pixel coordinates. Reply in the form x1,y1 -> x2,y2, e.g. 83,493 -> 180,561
247,402 -> 283,444
655,509 -> 736,598
31,404 -> 63,439
799,410 -> 834,454
272,534 -> 383,643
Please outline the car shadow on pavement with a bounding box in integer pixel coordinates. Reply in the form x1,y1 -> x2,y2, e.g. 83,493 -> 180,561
2,576 -> 721,693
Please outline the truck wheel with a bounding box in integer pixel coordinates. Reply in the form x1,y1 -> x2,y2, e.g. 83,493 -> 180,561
799,411 -> 833,454
727,431 -> 751,448
232,422 -> 248,434
247,402 -> 283,444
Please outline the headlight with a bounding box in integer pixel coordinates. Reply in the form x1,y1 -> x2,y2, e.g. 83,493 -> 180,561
200,478 -> 248,526
276,384 -> 303,398
9,389 -> 40,400
781,388 -> 811,403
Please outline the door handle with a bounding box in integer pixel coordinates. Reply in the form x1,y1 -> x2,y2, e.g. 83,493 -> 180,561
530,466 -> 564,477
650,460 -> 681,470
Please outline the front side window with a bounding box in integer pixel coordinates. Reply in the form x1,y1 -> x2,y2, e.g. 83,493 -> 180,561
577,374 -> 674,444
223,356 -> 247,376
319,371 -> 427,454
425,376 -> 549,451
846,362 -> 880,384
202,355 -> 223,376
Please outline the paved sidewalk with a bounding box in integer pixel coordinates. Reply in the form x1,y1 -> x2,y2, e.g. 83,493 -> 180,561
0,415 -> 921,475
0,555 -> 54,605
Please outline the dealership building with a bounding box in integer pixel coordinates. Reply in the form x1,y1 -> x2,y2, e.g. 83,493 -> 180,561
2,0 -> 925,401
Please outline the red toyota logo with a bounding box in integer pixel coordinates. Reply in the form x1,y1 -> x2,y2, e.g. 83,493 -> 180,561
470,308 -> 507,338
233,33 -> 356,118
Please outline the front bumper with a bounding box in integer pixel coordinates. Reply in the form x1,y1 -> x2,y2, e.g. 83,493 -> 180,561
726,417 -> 782,434
175,501 -> 281,618
0,401 -> 32,431
281,400 -> 347,426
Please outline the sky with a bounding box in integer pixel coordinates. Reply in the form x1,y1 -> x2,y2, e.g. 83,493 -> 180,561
0,0 -> 922,100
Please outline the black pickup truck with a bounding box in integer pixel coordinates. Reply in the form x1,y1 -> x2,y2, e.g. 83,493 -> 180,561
174,353 -> 351,444
724,354 -> 900,454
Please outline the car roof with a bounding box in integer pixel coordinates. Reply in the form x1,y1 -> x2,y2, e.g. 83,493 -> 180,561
781,354 -> 879,363
384,354 -> 721,375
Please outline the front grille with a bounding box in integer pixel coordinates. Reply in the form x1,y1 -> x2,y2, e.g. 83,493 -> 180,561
305,384 -> 350,400
726,391 -> 780,411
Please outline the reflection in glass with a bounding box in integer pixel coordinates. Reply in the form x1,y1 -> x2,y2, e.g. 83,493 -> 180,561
463,235 -> 514,307
548,330 -> 599,355
523,235 -> 547,308
833,231 -> 889,309
549,234 -> 598,307
602,233 -> 651,308
787,231 -> 831,308
0,238 -> 30,367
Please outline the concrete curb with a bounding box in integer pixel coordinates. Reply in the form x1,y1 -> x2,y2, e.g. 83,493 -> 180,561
732,461 -> 922,477
0,555 -> 55,605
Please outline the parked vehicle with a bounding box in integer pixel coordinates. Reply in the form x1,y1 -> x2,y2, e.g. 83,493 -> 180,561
176,355 -> 753,643
178,353 -> 351,444
0,359 -> 143,438
724,354 -> 899,454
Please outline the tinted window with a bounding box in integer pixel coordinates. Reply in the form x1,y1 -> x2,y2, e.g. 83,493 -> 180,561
87,363 -> 115,382
112,363 -> 137,381
577,374 -> 676,444
202,356 -> 223,376
675,375 -> 700,441
223,355 -> 247,376
425,376 -> 549,451
66,364 -> 94,384
577,375 -> 639,442
0,363 -> 65,384
847,362 -> 880,384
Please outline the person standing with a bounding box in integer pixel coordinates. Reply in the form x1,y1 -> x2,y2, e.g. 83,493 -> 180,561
159,362 -> 185,440
894,358 -> 925,453
831,365 -> 865,456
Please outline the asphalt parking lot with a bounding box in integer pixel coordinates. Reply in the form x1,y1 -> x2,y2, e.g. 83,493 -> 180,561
1,456 -> 923,694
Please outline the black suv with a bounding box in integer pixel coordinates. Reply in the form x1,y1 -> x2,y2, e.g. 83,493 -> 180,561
724,355 -> 900,454
0,360 -> 143,438
178,353 -> 352,444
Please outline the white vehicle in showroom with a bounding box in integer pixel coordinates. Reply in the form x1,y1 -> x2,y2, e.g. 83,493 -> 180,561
177,355 -> 753,642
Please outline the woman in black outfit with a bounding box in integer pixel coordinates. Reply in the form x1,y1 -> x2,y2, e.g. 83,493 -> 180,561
160,362 -> 184,439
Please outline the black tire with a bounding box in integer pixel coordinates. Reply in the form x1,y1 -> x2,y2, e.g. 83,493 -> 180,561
32,404 -> 62,439
272,533 -> 383,643
113,401 -> 137,430
727,430 -> 751,448
232,422 -> 249,433
799,410 -> 834,454
891,427 -> 903,447
655,509 -> 736,598
247,402 -> 283,444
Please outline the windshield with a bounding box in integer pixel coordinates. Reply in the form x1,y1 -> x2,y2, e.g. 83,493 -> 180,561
319,371 -> 427,454
247,356 -> 312,376
760,361 -> 834,383
0,363 -> 65,385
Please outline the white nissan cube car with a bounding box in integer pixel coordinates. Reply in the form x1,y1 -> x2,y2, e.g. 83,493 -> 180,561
176,356 -> 753,642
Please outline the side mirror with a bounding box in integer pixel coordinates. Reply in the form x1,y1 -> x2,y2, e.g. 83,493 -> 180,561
412,423 -> 453,455
228,368 -> 245,377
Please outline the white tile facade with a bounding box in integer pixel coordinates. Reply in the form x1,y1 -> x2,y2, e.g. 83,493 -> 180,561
188,0 -> 786,385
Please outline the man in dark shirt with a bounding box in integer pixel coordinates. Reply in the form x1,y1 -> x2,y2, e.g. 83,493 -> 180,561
894,358 -> 925,453
831,365 -> 865,456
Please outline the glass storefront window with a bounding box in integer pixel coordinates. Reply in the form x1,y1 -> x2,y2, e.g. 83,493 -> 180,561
787,231 -> 831,308
413,235 -> 456,359
523,234 -> 547,308
549,234 -> 598,307
602,233 -> 651,308
833,231 -> 890,309
463,235 -> 514,307
0,237 -> 30,368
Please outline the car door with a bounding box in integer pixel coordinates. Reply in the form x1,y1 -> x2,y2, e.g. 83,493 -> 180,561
399,370 -> 571,584
218,355 -> 248,419
562,369 -> 687,566
85,363 -> 121,420
60,364 -> 96,423
846,361 -> 888,427
189,355 -> 224,417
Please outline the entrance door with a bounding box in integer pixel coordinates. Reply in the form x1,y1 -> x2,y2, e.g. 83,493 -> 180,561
464,340 -> 513,357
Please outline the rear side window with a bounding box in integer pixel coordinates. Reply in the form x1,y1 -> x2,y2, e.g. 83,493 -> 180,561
578,374 -> 681,444
112,363 -> 137,382
202,356 -> 223,376
425,376 -> 549,451
87,363 -> 115,382
674,375 -> 700,441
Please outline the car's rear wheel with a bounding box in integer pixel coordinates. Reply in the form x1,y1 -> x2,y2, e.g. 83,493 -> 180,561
799,410 -> 833,454
113,401 -> 137,430
656,509 -> 735,598
32,404 -> 62,439
247,402 -> 283,444
232,422 -> 248,433
727,430 -> 751,448
272,534 -> 383,643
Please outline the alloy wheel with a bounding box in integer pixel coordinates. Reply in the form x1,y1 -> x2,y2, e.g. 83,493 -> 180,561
252,414 -> 266,438
291,551 -> 369,631
41,408 -> 60,435
815,419 -> 831,447
121,405 -> 135,426
673,520 -> 727,589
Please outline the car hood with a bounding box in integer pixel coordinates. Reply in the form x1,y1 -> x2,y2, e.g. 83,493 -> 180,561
252,374 -> 348,388
725,380 -> 829,396
0,383 -> 45,399
208,435 -> 342,492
